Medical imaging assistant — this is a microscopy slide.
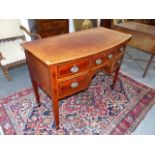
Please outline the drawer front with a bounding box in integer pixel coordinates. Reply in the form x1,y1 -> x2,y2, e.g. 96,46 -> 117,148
59,74 -> 88,98
93,46 -> 125,67
92,52 -> 106,67
102,50 -> 124,74
92,50 -> 116,67
111,50 -> 124,71
58,58 -> 89,78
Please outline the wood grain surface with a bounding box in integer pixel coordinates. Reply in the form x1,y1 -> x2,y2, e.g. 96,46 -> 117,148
21,27 -> 131,65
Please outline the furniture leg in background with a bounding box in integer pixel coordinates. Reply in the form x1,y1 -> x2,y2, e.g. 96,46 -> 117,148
143,54 -> 154,78
0,65 -> 11,80
126,51 -> 154,78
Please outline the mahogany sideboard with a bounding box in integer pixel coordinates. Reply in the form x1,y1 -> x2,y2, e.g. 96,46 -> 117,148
21,28 -> 131,129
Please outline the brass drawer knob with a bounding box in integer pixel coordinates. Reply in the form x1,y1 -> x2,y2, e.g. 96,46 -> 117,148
95,58 -> 103,65
108,54 -> 113,59
70,65 -> 79,73
70,82 -> 79,88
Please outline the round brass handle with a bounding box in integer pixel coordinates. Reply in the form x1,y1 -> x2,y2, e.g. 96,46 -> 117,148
95,58 -> 103,65
108,54 -> 113,59
70,82 -> 79,88
70,65 -> 79,73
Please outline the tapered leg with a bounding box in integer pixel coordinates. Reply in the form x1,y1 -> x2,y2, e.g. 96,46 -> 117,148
50,66 -> 60,129
1,66 -> 11,80
143,54 -> 154,78
52,97 -> 60,129
31,79 -> 41,106
111,66 -> 120,90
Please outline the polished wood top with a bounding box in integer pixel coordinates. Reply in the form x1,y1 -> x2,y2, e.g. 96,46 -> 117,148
21,27 -> 131,65
115,22 -> 155,36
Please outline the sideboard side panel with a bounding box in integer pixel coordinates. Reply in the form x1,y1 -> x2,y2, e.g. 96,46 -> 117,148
26,51 -> 51,97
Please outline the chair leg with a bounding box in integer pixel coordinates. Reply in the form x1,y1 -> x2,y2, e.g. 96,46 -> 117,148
1,66 -> 11,80
143,54 -> 154,78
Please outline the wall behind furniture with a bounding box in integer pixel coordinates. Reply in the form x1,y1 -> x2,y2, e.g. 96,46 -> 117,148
69,19 -> 101,32
20,19 -> 31,41
69,19 -> 75,32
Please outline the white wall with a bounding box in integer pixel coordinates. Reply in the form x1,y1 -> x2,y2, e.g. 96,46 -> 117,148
69,19 -> 75,32
20,19 -> 31,41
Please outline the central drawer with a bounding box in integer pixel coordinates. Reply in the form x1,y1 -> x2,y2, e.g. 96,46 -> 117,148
57,58 -> 89,78
59,73 -> 88,98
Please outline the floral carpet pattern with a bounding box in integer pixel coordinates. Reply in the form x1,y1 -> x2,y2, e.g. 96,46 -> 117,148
0,72 -> 155,135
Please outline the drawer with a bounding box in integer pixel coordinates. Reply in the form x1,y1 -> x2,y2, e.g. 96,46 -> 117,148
111,50 -> 124,71
92,46 -> 125,67
59,73 -> 88,98
58,58 -> 89,78
104,47 -> 123,61
102,50 -> 124,74
92,49 -> 115,67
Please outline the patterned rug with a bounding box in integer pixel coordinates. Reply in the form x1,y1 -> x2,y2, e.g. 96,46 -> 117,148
0,72 -> 155,135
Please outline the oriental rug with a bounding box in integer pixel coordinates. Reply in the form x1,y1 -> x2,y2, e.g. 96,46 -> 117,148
0,72 -> 155,135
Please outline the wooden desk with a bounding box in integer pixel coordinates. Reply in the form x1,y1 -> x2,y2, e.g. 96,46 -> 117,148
113,22 -> 155,77
21,28 -> 131,129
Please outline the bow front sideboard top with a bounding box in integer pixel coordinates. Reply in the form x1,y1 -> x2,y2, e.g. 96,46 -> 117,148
21,27 -> 132,129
